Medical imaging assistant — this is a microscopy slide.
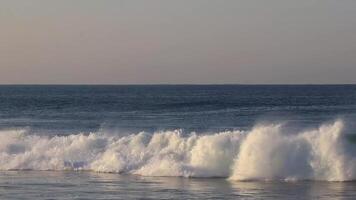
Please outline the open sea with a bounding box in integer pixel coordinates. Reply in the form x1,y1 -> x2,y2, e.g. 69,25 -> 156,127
0,85 -> 356,199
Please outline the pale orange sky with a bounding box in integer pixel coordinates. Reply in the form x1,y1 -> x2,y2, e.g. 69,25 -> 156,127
1,0 -> 356,84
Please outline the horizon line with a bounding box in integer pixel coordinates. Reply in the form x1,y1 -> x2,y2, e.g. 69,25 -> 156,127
0,83 -> 355,86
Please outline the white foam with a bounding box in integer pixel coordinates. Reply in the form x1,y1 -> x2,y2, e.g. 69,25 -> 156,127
0,120 -> 355,181
230,120 -> 356,181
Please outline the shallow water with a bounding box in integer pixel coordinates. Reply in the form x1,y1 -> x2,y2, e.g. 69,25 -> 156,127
1,171 -> 356,200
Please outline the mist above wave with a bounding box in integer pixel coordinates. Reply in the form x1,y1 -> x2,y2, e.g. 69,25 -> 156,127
0,120 -> 355,181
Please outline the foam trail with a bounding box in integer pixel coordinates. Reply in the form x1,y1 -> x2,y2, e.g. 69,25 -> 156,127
0,120 -> 355,181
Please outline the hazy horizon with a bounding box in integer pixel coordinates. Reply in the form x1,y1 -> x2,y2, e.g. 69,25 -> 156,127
1,0 -> 356,84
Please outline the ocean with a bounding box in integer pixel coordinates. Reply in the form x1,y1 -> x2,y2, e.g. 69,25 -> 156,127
0,85 -> 356,199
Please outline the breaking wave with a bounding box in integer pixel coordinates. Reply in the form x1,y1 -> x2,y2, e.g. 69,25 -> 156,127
0,120 -> 356,181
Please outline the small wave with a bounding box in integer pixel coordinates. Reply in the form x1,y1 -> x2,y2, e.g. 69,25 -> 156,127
0,120 -> 355,181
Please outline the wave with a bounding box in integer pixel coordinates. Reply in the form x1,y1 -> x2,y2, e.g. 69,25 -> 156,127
0,120 -> 355,181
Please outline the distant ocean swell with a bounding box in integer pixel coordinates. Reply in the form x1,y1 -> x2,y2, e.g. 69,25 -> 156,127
0,120 -> 355,181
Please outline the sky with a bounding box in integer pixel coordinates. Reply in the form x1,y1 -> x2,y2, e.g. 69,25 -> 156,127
1,0 -> 356,84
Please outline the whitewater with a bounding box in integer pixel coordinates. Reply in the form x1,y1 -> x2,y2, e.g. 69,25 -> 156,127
0,120 -> 354,182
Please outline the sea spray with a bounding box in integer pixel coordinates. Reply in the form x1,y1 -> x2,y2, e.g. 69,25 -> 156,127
230,120 -> 356,181
0,120 -> 355,181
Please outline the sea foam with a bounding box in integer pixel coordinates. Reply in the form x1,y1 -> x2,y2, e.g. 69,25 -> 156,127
0,120 -> 355,181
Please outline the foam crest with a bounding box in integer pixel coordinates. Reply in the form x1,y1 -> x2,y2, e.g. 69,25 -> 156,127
0,120 -> 355,181
230,120 -> 356,181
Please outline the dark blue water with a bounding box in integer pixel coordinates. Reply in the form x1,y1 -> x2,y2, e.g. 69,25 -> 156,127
0,85 -> 355,135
